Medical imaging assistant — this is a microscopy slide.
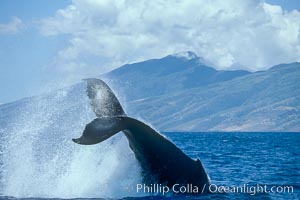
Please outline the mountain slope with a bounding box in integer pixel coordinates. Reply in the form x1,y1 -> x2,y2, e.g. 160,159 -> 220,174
124,62 -> 300,131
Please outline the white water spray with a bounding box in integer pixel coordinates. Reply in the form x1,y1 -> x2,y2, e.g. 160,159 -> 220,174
0,83 -> 142,198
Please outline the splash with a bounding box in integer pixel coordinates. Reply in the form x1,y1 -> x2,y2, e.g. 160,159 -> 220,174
0,83 -> 142,198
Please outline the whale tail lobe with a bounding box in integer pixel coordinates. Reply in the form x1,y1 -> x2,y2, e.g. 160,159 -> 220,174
72,117 -> 124,145
73,78 -> 126,145
84,78 -> 125,117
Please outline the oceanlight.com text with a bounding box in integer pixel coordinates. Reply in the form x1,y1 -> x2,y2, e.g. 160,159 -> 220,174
135,183 -> 294,195
209,184 -> 294,195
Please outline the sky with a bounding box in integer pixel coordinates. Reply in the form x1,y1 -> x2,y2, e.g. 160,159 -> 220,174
0,0 -> 300,104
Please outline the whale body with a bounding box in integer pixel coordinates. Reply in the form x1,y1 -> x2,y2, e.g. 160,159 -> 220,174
73,78 -> 209,190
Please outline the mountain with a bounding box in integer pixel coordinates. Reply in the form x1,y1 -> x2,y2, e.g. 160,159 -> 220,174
105,51 -> 250,101
102,53 -> 300,132
0,52 -> 299,132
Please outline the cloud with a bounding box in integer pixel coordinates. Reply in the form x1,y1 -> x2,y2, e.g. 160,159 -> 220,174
0,17 -> 24,34
39,0 -> 300,75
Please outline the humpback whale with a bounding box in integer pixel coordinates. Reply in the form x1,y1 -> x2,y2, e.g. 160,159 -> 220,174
72,78 -> 209,192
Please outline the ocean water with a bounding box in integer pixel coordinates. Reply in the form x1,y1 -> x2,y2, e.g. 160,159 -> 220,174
164,132 -> 300,199
0,131 -> 299,200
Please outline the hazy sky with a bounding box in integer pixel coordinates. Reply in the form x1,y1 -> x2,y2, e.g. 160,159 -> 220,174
0,0 -> 300,104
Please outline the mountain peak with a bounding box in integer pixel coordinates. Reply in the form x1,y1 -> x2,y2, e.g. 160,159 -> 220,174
172,51 -> 198,60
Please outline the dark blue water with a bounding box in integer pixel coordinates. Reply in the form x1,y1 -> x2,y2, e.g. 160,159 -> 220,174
164,132 -> 300,199
0,132 -> 299,200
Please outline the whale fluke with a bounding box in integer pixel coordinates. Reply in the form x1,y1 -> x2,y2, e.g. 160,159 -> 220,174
73,78 -> 210,191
